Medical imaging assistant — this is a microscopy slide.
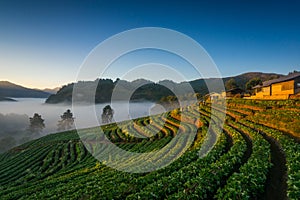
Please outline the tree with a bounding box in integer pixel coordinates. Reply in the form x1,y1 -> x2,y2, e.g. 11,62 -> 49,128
29,113 -> 45,134
101,105 -> 114,124
225,78 -> 238,90
57,109 -> 75,131
246,78 -> 262,91
159,95 -> 179,110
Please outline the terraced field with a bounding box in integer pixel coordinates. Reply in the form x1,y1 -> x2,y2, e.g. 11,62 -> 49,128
0,99 -> 299,199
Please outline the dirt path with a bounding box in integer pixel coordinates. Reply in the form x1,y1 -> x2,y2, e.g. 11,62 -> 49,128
258,130 -> 288,200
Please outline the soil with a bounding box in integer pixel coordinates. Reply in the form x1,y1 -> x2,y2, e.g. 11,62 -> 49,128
258,130 -> 288,200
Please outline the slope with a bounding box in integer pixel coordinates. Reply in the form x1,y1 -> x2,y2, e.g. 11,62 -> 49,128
0,99 -> 299,199
0,81 -> 50,99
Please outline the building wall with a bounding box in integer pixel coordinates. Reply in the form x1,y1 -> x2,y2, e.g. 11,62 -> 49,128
249,76 -> 300,100
272,80 -> 294,95
262,86 -> 271,95
249,93 -> 290,100
252,86 -> 270,98
294,77 -> 300,94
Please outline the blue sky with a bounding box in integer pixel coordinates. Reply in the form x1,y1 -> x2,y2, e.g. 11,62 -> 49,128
0,0 -> 299,88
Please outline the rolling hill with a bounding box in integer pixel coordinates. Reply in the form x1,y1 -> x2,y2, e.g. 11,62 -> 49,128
45,72 -> 282,104
38,87 -> 60,94
0,81 -> 50,99
0,99 -> 299,199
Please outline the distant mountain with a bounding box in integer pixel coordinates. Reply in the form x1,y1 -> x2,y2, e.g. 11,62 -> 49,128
46,79 -> 177,104
224,72 -> 281,88
40,87 -> 60,94
45,72 -> 283,104
0,81 -> 50,99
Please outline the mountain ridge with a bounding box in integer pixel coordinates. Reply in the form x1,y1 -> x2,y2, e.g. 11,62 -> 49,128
0,81 -> 51,99
45,72 -> 282,104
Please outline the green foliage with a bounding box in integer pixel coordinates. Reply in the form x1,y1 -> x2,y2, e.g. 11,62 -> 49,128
245,77 -> 262,91
225,78 -> 239,90
46,73 -> 282,104
215,121 -> 271,199
0,99 -> 299,199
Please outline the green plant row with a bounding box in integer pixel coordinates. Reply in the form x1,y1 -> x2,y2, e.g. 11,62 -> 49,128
215,120 -> 272,199
127,123 -> 230,199
240,120 -> 300,200
168,122 -> 247,199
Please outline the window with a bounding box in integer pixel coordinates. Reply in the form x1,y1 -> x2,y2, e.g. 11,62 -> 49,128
297,82 -> 300,88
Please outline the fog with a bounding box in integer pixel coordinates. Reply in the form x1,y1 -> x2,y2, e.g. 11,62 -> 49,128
0,98 -> 165,152
0,113 -> 29,136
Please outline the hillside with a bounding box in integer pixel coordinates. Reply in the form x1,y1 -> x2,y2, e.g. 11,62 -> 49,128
0,99 -> 299,199
0,81 -> 50,99
38,87 -> 60,94
46,72 -> 282,104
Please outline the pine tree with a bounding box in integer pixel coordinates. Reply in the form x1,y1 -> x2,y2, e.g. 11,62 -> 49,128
101,105 -> 114,124
29,113 -> 45,134
57,109 -> 75,131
